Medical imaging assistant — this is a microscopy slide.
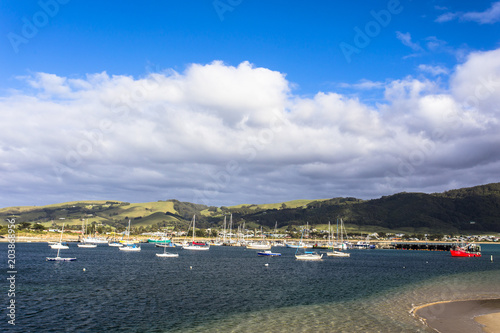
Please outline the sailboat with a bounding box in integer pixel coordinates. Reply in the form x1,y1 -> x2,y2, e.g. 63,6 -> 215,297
295,228 -> 323,260
119,220 -> 141,252
78,220 -> 97,248
47,224 -> 76,261
327,218 -> 350,257
156,242 -> 179,258
182,215 -> 210,250
49,224 -> 70,249
246,226 -> 271,250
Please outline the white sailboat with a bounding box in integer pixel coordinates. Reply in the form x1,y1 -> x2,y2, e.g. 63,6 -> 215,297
327,218 -> 350,257
156,242 -> 179,258
49,224 -> 69,249
119,220 -> 141,252
295,228 -> 323,260
47,224 -> 76,261
78,220 -> 97,248
182,215 -> 210,251
246,226 -> 271,250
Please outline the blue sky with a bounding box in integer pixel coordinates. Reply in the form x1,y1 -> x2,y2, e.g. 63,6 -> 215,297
3,1 -> 498,94
1,1 -> 500,207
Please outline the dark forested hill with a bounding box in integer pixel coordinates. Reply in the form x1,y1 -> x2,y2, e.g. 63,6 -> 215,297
233,183 -> 500,233
2,183 -> 500,234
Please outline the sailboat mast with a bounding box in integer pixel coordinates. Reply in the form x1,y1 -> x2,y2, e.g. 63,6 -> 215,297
340,218 -> 343,244
60,223 -> 65,243
192,215 -> 196,243
223,215 -> 227,243
229,214 -> 232,243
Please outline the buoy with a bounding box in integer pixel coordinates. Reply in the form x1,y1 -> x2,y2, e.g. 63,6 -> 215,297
265,263 -> 269,267
491,255 -> 494,262
83,268 -> 86,271
190,266 -> 192,269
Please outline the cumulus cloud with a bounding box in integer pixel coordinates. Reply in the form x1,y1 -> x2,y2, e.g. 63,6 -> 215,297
1,55 -> 500,207
436,1 -> 500,24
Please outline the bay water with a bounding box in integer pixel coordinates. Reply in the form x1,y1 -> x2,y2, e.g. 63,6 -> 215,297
3,243 -> 500,332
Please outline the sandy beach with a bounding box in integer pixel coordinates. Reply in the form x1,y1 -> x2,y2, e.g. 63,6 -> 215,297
414,299 -> 500,333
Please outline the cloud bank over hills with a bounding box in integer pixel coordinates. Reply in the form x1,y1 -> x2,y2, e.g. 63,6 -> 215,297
1,49 -> 500,207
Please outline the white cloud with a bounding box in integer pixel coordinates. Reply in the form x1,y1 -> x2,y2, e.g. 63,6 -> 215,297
418,64 -> 449,76
1,55 -> 500,207
436,2 -> 500,24
395,31 -> 423,52
339,79 -> 385,90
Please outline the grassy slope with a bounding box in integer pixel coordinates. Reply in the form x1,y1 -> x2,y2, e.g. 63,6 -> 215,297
230,199 -> 323,210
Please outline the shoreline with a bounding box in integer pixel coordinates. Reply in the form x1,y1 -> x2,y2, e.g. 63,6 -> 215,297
412,298 -> 500,333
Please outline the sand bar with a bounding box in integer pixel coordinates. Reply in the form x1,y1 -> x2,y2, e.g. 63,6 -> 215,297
475,312 -> 500,333
414,299 -> 500,333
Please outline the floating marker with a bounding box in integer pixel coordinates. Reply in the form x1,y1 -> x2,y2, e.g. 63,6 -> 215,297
83,268 -> 86,271
265,263 -> 269,267
190,266 -> 192,269
491,255 -> 493,262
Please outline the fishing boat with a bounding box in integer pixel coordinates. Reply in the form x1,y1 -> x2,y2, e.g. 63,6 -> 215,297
295,229 -> 323,260
257,250 -> 281,256
119,220 -> 141,252
450,243 -> 481,257
148,235 -> 172,244
47,224 -> 76,261
182,215 -> 210,251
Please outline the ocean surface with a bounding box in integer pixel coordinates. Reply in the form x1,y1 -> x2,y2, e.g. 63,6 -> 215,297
2,242 -> 500,332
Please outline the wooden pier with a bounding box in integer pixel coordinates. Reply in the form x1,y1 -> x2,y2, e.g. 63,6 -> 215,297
390,242 -> 453,251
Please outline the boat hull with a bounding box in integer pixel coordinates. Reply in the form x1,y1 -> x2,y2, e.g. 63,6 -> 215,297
295,253 -> 323,260
50,244 -> 69,249
247,244 -> 272,250
450,250 -> 481,257
148,239 -> 172,243
326,251 -> 350,257
77,244 -> 97,248
257,251 -> 281,256
119,246 -> 141,252
156,253 -> 179,257
182,245 -> 210,250
46,257 -> 76,261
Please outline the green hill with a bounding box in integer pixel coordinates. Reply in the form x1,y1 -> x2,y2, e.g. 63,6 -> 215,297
1,183 -> 500,234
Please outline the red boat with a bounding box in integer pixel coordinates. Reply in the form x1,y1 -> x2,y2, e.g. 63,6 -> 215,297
450,243 -> 481,257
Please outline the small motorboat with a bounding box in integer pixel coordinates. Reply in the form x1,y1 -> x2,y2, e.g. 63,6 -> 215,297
257,250 -> 281,256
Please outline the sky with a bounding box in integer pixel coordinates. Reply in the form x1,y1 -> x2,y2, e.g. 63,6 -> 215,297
1,0 -> 500,208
